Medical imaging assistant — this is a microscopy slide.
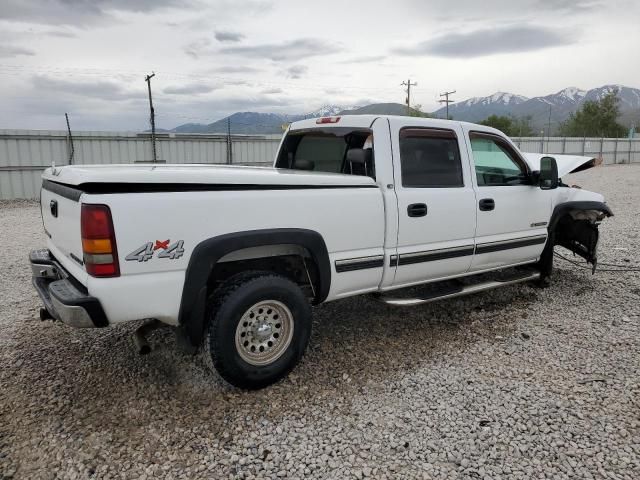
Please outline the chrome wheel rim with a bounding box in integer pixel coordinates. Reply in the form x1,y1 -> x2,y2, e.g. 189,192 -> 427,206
235,300 -> 294,366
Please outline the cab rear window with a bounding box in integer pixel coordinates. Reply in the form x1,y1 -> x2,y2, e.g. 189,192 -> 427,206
275,128 -> 374,178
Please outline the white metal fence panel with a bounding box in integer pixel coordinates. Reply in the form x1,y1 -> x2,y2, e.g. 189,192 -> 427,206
1,130 -> 639,200
512,137 -> 640,165
0,130 -> 281,199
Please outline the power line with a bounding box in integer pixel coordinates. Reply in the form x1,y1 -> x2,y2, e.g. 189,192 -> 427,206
401,79 -> 417,115
439,90 -> 456,119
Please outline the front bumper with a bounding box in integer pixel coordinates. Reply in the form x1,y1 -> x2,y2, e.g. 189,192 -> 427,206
30,249 -> 108,328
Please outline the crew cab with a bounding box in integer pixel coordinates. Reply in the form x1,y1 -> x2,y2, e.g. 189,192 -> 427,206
30,115 -> 612,389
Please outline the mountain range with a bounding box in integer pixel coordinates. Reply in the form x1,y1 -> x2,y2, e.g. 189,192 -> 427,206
169,85 -> 640,135
172,105 -> 354,135
433,85 -> 640,131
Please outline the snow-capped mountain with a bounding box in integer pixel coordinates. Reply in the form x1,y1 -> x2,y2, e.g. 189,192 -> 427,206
459,92 -> 529,108
583,85 -> 640,109
534,87 -> 587,106
305,104 -> 359,118
436,91 -> 529,121
434,84 -> 640,129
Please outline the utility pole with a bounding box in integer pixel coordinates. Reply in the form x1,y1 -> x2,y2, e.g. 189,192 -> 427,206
65,113 -> 74,165
145,72 -> 157,163
439,90 -> 456,120
226,117 -> 232,164
401,79 -> 417,115
546,104 -> 552,152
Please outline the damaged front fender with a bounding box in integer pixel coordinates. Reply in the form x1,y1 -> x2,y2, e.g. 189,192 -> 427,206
549,201 -> 613,272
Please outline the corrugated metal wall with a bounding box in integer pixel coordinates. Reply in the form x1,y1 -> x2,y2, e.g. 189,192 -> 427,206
1,130 -> 638,200
0,130 -> 281,199
511,136 -> 640,165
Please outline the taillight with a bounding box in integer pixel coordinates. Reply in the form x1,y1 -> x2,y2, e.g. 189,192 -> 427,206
316,116 -> 341,124
81,204 -> 120,277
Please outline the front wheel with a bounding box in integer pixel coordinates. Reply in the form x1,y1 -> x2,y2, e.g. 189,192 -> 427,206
204,272 -> 312,389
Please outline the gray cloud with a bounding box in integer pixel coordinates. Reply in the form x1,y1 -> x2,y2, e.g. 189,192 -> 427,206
184,38 -> 212,58
536,0 -> 600,12
164,1 -> 276,31
283,65 -> 307,79
260,87 -> 283,94
45,29 -> 78,38
163,84 -> 219,95
1,0 -> 193,26
338,55 -> 386,64
2,75 -> 290,130
32,75 -> 142,101
393,25 -> 575,58
219,38 -> 341,61
404,0 -> 601,18
214,30 -> 245,43
0,45 -> 36,58
214,65 -> 261,74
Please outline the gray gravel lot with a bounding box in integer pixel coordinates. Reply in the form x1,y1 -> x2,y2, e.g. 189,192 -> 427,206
1,166 -> 639,480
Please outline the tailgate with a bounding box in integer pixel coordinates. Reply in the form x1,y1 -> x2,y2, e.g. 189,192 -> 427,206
41,181 -> 87,283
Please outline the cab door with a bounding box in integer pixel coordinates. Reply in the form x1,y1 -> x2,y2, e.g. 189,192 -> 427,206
462,128 -> 551,271
390,119 -> 477,288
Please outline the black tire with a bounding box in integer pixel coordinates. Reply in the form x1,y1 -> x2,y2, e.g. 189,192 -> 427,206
204,271 -> 312,389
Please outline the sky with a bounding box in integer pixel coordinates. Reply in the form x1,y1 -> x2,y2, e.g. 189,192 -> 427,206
0,0 -> 638,131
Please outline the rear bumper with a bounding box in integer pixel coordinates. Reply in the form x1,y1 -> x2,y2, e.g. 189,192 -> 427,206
30,249 -> 108,328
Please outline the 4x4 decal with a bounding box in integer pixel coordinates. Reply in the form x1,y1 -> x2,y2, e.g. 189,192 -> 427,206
125,240 -> 185,262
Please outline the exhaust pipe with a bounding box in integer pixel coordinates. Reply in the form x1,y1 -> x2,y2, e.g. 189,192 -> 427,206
133,319 -> 161,355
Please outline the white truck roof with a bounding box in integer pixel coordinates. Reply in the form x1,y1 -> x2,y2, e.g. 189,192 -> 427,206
290,114 -> 505,135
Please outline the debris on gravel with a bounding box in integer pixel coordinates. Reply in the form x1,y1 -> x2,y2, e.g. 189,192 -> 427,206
1,166 -> 639,479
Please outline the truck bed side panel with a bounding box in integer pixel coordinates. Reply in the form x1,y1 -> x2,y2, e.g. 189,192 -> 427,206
84,186 -> 385,324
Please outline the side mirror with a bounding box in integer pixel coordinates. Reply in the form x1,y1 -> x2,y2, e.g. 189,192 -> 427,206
539,156 -> 558,190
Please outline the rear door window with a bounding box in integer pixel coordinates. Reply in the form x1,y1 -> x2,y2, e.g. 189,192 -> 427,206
399,128 -> 464,188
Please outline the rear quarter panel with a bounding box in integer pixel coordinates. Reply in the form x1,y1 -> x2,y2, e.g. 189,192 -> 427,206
85,187 -> 385,324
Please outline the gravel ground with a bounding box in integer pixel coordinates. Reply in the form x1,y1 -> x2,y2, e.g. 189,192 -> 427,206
1,165 -> 639,480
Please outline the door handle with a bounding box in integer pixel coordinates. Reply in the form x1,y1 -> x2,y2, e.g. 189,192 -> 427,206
479,198 -> 495,211
407,203 -> 428,217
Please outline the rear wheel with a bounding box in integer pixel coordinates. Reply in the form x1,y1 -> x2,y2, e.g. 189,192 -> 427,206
204,272 -> 312,389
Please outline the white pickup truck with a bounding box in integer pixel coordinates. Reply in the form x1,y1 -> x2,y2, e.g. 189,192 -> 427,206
31,115 -> 612,389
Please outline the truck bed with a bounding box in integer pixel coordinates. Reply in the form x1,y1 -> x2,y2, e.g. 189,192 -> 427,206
42,164 -> 377,188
